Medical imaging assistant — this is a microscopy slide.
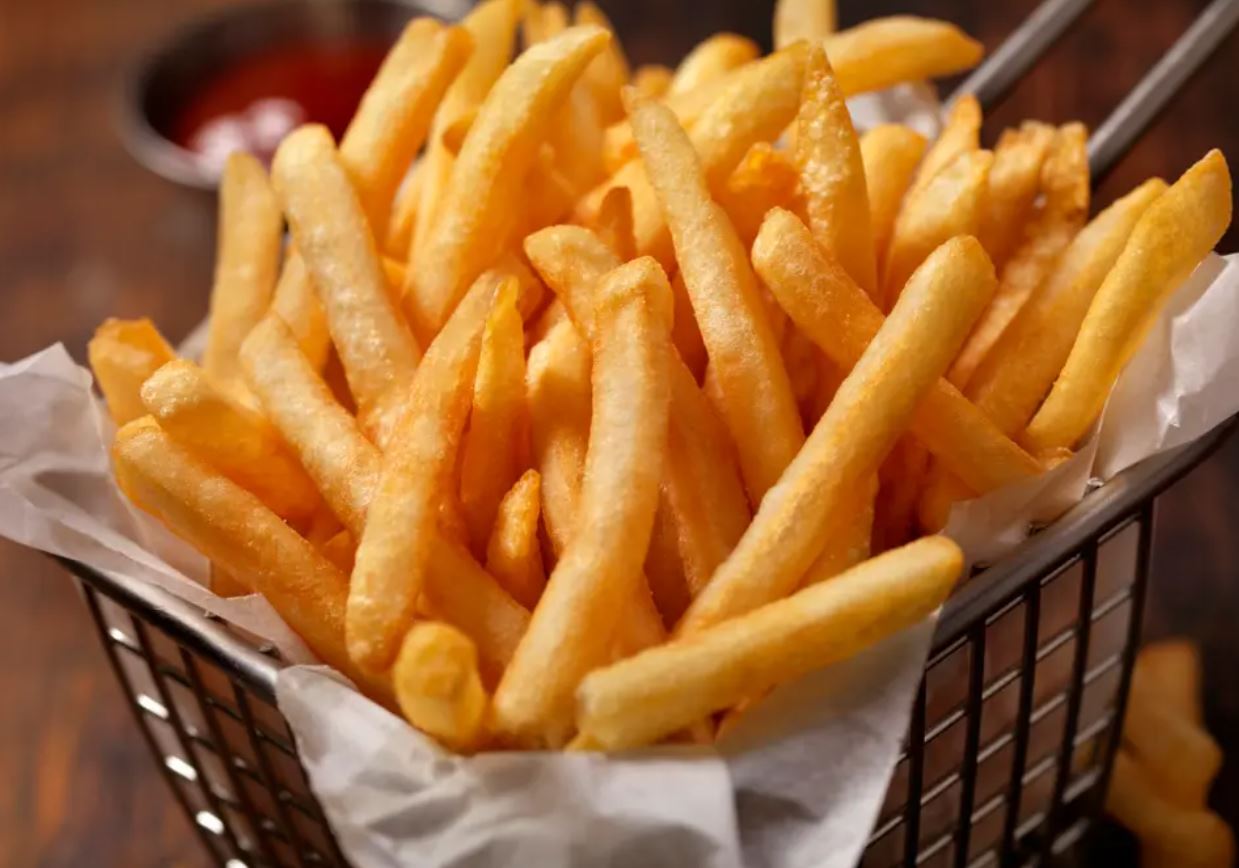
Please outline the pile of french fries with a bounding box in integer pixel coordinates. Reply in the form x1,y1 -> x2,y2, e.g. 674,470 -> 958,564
87,0 -> 1232,753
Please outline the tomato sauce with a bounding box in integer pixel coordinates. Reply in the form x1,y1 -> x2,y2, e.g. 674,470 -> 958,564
167,39 -> 391,173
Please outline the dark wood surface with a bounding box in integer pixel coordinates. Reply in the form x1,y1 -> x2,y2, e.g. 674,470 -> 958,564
1,0 -> 1236,865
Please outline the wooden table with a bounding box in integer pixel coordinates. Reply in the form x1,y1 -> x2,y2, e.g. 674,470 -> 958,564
1,0 -> 1235,864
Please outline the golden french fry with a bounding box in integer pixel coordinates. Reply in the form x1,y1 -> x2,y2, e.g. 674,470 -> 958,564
1132,639 -> 1203,725
629,92 -> 804,502
393,622 -> 489,751
873,438 -> 930,550
575,157 -> 674,268
909,94 -> 981,195
210,563 -> 251,598
339,18 -> 472,242
460,279 -> 527,551
407,26 -> 608,339
485,469 -> 546,610
594,185 -> 636,261
492,258 -> 673,746
203,152 -> 282,398
549,82 -> 607,197
860,124 -> 927,269
632,64 -> 673,99
668,33 -> 760,97
271,125 -> 421,449
774,0 -> 837,48
382,157 -> 424,257
753,208 -> 1040,496
802,474 -> 877,584
679,236 -> 993,634
825,17 -> 983,96
349,272 -> 514,672
577,536 -> 963,750
522,225 -> 751,602
319,530 -> 356,574
140,359 -> 319,523
88,318 -> 177,426
716,141 -> 804,248
794,44 -> 877,297
523,0 -> 568,45
269,252 -> 331,372
438,108 -> 477,156
1024,150 -> 1232,453
1106,752 -> 1235,868
412,0 -> 522,266
112,417 -> 386,700
241,316 -> 530,678
884,148 -> 993,309
977,121 -> 1055,270
574,1 -> 630,123
1123,677 -> 1222,809
950,123 -> 1089,389
644,497 -> 691,625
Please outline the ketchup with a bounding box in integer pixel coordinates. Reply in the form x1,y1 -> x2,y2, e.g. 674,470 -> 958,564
167,39 -> 391,174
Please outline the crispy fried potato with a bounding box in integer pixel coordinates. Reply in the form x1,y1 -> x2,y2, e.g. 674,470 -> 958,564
910,94 -> 981,195
407,26 -> 609,339
632,64 -> 673,99
754,209 -> 1039,497
574,1 -> 630,123
950,123 -> 1089,389
88,318 -> 177,426
339,18 -> 472,242
1123,679 -> 1222,809
774,0 -> 836,48
679,236 -> 993,634
269,252 -> 331,372
884,148 -> 992,309
492,258 -> 673,746
825,17 -> 983,97
716,142 -> 804,247
1132,639 -> 1203,725
203,153 -> 282,398
977,121 -> 1055,270
272,125 -> 421,449
393,622 -> 489,751
794,44 -> 876,297
860,124 -> 927,269
1024,150 -> 1232,452
460,279 -> 528,551
112,417 -> 387,700
802,474 -> 877,584
485,469 -> 546,609
668,33 -> 760,97
594,185 -> 636,261
576,536 -> 962,750
140,359 -> 319,523
349,272 -> 514,672
629,92 -> 804,502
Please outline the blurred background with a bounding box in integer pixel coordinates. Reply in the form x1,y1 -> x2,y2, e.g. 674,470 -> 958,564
1,0 -> 1236,864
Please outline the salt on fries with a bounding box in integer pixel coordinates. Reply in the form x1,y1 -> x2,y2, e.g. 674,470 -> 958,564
88,3 -> 1231,755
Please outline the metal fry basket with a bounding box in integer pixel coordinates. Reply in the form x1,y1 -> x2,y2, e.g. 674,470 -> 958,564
54,0 -> 1239,864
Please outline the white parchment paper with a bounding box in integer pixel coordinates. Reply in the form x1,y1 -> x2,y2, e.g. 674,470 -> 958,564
1,86 -> 1237,865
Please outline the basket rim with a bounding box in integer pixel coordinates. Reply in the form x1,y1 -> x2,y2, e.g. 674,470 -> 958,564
57,416 -> 1236,705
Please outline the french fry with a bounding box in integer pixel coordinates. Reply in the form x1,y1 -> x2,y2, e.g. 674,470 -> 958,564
140,359 -> 319,523
576,536 -> 963,750
574,1 -> 630,123
774,0 -> 837,48
678,236 -> 993,634
271,125 -> 421,449
977,121 -> 1055,270
753,209 -> 1040,496
547,73 -> 607,198
112,417 -> 386,700
575,157 -> 674,268
460,279 -> 527,551
338,18 -> 472,242
393,622 -> 489,751
492,258 -> 673,746
794,44 -> 877,298
594,185 -> 636,261
1024,150 -> 1232,453
629,92 -> 805,502
860,124 -> 927,269
949,123 -> 1089,389
824,17 -> 983,97
1122,677 -> 1222,809
407,26 -> 609,339
241,316 -> 530,678
909,94 -> 981,195
349,272 -> 514,672
319,530 -> 356,574
632,64 -> 673,99
522,0 -> 568,45
269,253 -> 331,372
485,470 -> 546,610
668,33 -> 760,97
88,318 -> 177,426
1131,638 -> 1203,725
382,157 -> 424,257
716,141 -> 804,247
802,474 -> 877,584
411,0 -> 522,266
883,148 -> 993,309
202,153 -> 282,398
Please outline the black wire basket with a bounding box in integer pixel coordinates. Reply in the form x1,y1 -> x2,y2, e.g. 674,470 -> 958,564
51,0 -> 1239,863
